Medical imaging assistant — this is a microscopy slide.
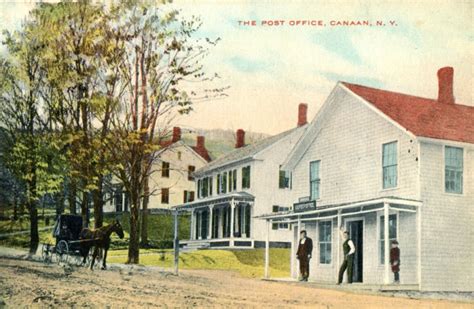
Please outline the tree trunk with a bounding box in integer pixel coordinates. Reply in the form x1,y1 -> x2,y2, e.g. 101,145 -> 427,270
68,179 -> 77,214
128,190 -> 140,264
93,177 -> 104,228
13,199 -> 18,221
28,200 -> 39,255
28,156 -> 39,255
81,191 -> 89,228
140,174 -> 149,247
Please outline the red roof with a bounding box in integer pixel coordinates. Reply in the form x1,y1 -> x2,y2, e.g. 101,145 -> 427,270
342,82 -> 474,144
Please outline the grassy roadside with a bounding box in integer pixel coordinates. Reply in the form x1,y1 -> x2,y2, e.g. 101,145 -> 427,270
0,212 -> 190,249
0,212 -> 290,279
107,248 -> 291,278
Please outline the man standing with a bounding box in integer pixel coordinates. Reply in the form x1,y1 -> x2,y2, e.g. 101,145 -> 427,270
296,230 -> 313,282
337,227 -> 355,284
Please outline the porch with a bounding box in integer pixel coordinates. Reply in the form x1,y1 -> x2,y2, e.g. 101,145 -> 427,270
257,196 -> 422,288
174,192 -> 255,249
262,277 -> 419,292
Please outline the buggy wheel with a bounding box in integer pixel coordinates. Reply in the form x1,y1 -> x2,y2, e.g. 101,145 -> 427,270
57,240 -> 69,265
41,243 -> 52,263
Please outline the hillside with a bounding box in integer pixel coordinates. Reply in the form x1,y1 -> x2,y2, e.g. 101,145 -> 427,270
181,128 -> 270,160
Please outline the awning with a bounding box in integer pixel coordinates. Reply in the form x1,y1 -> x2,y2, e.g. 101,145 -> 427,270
173,191 -> 255,211
255,196 -> 422,223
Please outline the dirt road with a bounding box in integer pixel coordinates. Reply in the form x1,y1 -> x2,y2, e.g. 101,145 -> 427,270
0,257 -> 471,308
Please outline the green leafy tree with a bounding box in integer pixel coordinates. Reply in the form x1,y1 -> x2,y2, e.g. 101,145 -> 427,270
0,22 -> 65,253
33,2 -> 115,227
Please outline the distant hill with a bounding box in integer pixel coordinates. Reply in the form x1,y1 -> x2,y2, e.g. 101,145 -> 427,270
181,129 -> 270,160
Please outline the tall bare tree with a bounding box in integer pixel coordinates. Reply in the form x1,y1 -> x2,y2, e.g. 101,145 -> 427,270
107,2 -> 225,263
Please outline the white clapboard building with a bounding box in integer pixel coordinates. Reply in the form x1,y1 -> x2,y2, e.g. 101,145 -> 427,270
174,104 -> 309,249
258,67 -> 473,292
104,127 -> 211,213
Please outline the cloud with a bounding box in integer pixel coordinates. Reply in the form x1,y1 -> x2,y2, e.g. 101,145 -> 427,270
1,1 -> 472,134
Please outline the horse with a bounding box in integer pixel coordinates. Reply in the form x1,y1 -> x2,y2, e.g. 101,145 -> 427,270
79,220 -> 125,270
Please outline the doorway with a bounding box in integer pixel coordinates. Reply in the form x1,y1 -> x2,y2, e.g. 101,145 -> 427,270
346,219 -> 363,283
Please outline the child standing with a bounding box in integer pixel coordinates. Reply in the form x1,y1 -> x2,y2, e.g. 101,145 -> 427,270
390,240 -> 400,283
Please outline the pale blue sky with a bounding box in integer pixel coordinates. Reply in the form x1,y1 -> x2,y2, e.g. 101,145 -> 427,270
1,1 -> 472,134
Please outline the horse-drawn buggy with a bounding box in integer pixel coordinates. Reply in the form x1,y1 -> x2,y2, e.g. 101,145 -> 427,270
41,214 -> 124,270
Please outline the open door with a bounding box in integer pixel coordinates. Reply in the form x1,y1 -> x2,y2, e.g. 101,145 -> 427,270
347,220 -> 363,283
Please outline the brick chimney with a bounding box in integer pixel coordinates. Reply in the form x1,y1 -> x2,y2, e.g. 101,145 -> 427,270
194,136 -> 211,161
172,127 -> 181,142
235,129 -> 245,148
297,103 -> 308,127
437,67 -> 455,104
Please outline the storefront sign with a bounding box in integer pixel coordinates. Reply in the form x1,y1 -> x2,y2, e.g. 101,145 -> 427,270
293,200 -> 316,213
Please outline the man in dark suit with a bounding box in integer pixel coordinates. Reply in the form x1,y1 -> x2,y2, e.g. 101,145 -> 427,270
296,230 -> 313,281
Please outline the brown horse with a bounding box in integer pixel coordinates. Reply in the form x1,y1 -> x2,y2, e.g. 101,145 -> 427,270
79,220 -> 124,270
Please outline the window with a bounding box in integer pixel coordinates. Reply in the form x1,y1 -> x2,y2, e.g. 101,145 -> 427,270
271,206 -> 290,230
309,161 -> 320,200
228,169 -> 237,192
202,177 -> 209,198
209,176 -> 213,196
162,161 -> 170,178
445,146 -> 463,194
114,186 -> 123,212
279,169 -> 290,189
188,165 -> 195,181
199,176 -> 212,198
161,188 -> 169,204
183,190 -> 195,203
379,214 -> 397,264
177,151 -> 182,160
197,179 -> 202,198
382,142 -> 397,189
242,166 -> 251,189
217,173 -> 227,194
221,172 -> 227,194
319,221 -> 332,264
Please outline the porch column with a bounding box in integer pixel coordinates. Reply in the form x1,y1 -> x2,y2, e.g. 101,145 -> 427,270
208,205 -> 213,239
264,219 -> 270,279
230,198 -> 235,245
235,204 -> 240,237
337,210 -> 342,282
417,205 -> 422,288
121,192 -> 126,212
384,202 -> 390,284
218,207 -> 223,238
296,216 -> 301,279
291,222 -> 297,279
190,209 -> 195,240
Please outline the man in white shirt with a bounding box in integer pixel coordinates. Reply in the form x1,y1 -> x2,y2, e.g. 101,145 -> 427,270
337,228 -> 355,284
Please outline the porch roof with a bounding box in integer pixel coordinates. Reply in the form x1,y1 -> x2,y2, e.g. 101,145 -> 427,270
255,196 -> 422,223
173,191 -> 255,211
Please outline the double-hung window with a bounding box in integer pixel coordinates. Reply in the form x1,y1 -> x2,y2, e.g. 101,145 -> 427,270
379,214 -> 397,264
188,165 -> 195,181
162,161 -> 170,178
271,206 -> 290,230
309,161 -> 320,200
319,221 -> 332,264
279,168 -> 290,189
445,146 -> 463,194
161,188 -> 169,204
228,169 -> 237,192
382,142 -> 397,189
242,166 -> 251,189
